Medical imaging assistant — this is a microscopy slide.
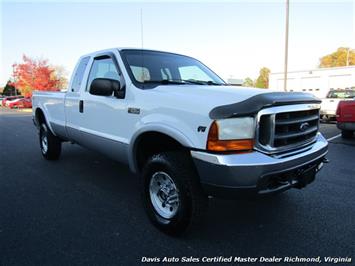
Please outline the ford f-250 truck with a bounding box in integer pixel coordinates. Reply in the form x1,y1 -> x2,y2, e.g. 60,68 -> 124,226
32,48 -> 328,235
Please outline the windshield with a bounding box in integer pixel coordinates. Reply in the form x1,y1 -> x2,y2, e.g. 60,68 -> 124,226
327,90 -> 355,99
120,49 -> 225,88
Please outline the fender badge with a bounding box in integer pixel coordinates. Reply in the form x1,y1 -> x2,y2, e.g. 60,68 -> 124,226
128,107 -> 140,114
197,126 -> 206,132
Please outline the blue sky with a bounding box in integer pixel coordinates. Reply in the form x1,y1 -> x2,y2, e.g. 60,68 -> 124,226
1,0 -> 354,86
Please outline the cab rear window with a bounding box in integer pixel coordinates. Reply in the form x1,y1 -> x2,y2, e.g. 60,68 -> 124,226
327,90 -> 355,98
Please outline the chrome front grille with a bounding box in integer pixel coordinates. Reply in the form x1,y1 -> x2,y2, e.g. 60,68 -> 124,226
256,104 -> 320,153
274,109 -> 319,147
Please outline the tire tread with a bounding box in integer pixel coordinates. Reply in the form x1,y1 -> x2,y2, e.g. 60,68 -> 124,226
142,151 -> 207,236
40,123 -> 61,160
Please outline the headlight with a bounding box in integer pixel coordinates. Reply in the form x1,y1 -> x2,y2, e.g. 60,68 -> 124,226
217,117 -> 255,140
207,117 -> 255,152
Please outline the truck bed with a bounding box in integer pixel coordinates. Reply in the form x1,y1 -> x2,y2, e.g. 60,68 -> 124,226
32,91 -> 67,133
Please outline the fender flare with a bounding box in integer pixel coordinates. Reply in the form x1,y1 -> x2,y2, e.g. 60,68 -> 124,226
128,124 -> 194,173
34,107 -> 56,135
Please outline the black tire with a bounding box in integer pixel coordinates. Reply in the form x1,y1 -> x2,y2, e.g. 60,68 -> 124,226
341,130 -> 353,139
39,123 -> 62,160
142,151 -> 208,236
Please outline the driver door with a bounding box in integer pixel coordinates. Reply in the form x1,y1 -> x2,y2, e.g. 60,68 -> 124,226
79,54 -> 128,162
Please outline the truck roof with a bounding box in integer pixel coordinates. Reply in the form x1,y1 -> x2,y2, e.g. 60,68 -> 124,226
79,47 -> 189,60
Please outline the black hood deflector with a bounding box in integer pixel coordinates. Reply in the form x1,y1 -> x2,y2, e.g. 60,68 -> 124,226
209,92 -> 321,119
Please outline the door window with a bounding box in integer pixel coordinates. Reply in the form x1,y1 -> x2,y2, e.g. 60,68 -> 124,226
87,57 -> 120,91
71,56 -> 90,92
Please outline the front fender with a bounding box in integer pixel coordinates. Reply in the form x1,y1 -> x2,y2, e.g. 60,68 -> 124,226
128,123 -> 194,173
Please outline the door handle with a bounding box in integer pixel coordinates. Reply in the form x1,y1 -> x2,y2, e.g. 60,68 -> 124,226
79,100 -> 84,113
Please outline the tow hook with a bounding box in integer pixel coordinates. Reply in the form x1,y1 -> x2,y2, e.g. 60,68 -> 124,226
322,157 -> 330,164
316,157 -> 329,173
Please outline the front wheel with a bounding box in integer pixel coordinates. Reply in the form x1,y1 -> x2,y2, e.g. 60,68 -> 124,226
39,123 -> 62,160
142,152 -> 208,236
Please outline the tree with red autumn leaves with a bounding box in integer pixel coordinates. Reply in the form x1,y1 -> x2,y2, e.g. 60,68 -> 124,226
12,55 -> 61,97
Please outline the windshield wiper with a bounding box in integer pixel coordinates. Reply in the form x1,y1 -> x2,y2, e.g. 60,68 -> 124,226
143,79 -> 187,85
206,80 -> 224,86
181,79 -> 223,85
142,79 -> 224,86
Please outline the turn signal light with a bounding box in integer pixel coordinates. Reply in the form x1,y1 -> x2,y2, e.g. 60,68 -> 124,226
206,121 -> 254,152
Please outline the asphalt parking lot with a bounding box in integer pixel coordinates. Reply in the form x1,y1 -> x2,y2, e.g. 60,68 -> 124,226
0,108 -> 354,265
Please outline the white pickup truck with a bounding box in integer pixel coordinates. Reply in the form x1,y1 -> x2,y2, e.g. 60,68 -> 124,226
320,89 -> 355,121
32,48 -> 328,235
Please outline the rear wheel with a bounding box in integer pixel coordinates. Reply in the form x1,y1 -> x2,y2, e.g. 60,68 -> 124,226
39,123 -> 61,160
341,130 -> 353,139
142,151 -> 208,236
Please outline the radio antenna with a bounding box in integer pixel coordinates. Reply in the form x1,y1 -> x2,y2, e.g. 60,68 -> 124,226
140,8 -> 144,49
140,8 -> 145,85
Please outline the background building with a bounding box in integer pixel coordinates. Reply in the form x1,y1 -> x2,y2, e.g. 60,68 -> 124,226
227,78 -> 244,86
269,66 -> 355,98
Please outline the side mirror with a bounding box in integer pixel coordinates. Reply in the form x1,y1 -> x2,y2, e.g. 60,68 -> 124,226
89,78 -> 120,96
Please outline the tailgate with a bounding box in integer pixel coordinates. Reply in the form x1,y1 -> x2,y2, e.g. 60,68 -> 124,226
321,98 -> 340,114
338,101 -> 355,122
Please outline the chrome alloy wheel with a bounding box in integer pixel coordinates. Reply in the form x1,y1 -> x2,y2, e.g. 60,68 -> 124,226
149,171 -> 180,219
41,132 -> 48,154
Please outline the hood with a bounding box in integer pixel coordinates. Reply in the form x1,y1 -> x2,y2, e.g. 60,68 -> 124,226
146,84 -> 320,119
153,85 -> 268,109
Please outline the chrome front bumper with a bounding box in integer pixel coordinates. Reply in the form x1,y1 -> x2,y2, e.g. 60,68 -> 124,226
191,133 -> 328,197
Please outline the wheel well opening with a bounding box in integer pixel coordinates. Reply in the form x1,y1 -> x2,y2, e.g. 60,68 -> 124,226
35,108 -> 46,126
135,132 -> 186,172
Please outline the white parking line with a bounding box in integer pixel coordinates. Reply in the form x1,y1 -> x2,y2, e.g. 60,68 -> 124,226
327,134 -> 341,141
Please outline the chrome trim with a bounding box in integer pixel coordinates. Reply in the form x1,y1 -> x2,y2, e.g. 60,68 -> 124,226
149,171 -> 180,219
255,103 -> 321,154
192,133 -> 328,190
276,114 -> 319,125
275,125 -> 317,139
191,133 -> 328,167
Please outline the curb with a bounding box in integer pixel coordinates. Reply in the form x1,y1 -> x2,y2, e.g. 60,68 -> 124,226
0,107 -> 32,113
17,108 -> 32,113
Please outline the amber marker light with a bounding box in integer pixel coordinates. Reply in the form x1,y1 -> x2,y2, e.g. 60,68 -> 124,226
206,120 -> 255,152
